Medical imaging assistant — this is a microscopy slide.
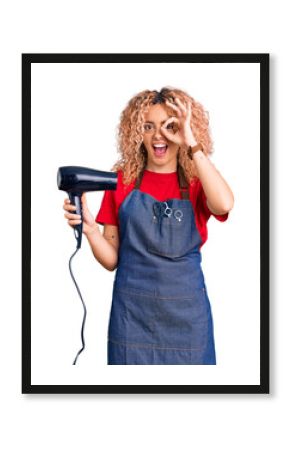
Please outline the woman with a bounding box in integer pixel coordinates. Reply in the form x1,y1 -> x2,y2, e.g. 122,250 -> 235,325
63,87 -> 234,365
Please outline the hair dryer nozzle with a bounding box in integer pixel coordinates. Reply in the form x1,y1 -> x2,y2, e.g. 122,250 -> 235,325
57,166 -> 117,194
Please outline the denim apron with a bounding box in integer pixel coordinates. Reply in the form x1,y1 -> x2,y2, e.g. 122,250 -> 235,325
108,168 -> 216,365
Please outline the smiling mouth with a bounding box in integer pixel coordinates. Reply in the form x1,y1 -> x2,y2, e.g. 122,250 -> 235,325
152,144 -> 168,157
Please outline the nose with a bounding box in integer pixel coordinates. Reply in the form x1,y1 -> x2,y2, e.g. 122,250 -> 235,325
153,126 -> 163,139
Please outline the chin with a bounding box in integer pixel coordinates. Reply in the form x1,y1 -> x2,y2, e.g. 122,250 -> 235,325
149,157 -> 169,166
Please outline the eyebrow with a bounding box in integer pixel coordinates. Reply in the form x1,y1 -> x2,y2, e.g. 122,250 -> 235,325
144,120 -> 168,124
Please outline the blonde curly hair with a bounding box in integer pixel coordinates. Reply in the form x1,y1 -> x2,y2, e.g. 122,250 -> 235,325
111,86 -> 213,185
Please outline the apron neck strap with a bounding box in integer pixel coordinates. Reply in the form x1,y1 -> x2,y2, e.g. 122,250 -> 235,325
134,168 -> 144,190
177,165 -> 190,200
134,165 -> 190,200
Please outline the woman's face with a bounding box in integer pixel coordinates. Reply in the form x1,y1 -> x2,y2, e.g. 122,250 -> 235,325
142,104 -> 179,173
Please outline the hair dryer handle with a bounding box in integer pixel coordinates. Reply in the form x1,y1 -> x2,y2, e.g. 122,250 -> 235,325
68,193 -> 83,249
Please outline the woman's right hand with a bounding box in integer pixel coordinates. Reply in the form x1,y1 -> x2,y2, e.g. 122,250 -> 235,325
63,193 -> 98,236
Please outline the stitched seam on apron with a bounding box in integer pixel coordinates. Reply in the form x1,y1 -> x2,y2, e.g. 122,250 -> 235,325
108,337 -> 208,351
114,287 -> 206,300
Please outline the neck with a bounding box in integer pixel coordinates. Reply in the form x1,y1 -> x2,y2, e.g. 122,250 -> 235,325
145,162 -> 178,173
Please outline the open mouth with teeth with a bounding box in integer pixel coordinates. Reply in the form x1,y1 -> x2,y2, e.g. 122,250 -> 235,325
152,143 -> 168,157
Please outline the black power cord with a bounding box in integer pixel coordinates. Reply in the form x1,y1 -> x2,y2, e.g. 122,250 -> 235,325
68,248 -> 87,365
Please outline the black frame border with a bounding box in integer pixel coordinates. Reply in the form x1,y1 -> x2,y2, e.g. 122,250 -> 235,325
22,53 -> 269,394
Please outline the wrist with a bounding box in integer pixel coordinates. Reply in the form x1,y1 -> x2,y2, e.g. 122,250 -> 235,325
84,223 -> 99,237
187,143 -> 204,159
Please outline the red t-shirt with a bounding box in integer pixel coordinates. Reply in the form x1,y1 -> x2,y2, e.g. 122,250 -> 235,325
96,169 -> 229,249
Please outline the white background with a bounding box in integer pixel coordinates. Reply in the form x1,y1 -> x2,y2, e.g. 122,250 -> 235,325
31,62 -> 260,385
1,0 -> 287,449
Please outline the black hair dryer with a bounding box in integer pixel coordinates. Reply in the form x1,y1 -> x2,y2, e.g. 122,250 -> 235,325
57,166 -> 117,249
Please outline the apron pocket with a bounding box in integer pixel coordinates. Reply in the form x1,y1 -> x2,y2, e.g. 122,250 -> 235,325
108,288 -> 156,345
147,209 -> 201,258
154,288 -> 212,350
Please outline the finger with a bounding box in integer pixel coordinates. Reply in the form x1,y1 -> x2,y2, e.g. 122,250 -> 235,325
160,130 -> 179,144
174,97 -> 187,113
68,219 -> 82,227
81,194 -> 90,213
63,198 -> 73,208
185,100 -> 192,117
160,125 -> 172,139
162,117 -> 179,134
161,124 -> 180,143
81,192 -> 87,204
64,212 -> 81,220
63,203 -> 77,212
165,100 -> 182,117
163,116 -> 179,126
165,99 -> 178,109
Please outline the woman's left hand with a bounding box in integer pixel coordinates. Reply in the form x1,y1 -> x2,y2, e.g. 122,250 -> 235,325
161,97 -> 198,147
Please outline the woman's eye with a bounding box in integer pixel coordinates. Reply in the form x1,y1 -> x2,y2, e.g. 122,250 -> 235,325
144,124 -> 152,131
166,123 -> 175,132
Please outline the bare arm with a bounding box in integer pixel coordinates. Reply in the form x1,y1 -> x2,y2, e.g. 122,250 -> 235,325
85,223 -> 119,272
191,149 -> 234,215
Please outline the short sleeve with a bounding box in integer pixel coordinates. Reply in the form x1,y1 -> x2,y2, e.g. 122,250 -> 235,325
197,179 -> 229,222
212,210 -> 229,222
95,189 -> 118,226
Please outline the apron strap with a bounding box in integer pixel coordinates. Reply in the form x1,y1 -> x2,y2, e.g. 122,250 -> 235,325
134,165 -> 190,200
177,165 -> 190,200
134,168 -> 144,190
